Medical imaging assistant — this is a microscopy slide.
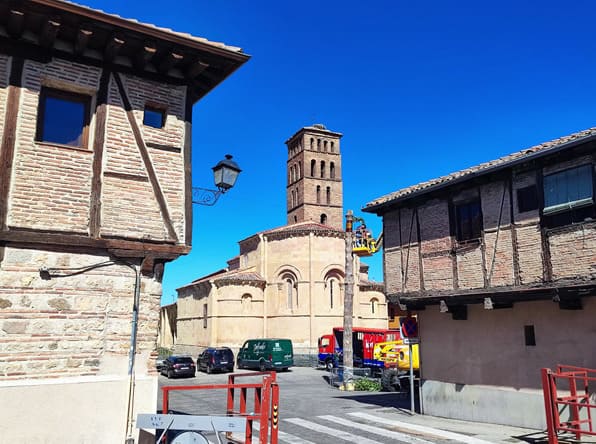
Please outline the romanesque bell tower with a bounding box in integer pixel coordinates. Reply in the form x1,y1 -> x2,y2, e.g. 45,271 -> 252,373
285,124 -> 343,229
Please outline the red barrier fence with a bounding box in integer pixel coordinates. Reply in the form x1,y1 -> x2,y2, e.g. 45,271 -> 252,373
161,371 -> 279,444
541,365 -> 596,444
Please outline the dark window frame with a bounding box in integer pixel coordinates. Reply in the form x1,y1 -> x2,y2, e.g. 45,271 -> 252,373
36,87 -> 91,148
517,185 -> 539,213
454,198 -> 483,242
143,104 -> 167,129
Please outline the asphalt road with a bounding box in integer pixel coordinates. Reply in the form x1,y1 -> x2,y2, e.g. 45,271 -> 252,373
156,365 -> 421,444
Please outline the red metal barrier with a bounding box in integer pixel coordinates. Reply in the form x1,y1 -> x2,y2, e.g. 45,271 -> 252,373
541,365 -> 596,444
161,371 -> 279,444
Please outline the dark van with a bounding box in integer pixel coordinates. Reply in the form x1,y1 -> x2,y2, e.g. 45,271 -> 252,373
237,339 -> 294,371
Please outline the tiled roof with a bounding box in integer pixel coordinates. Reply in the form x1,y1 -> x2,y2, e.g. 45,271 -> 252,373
263,221 -> 343,235
55,0 -> 244,53
364,126 -> 596,213
213,271 -> 265,283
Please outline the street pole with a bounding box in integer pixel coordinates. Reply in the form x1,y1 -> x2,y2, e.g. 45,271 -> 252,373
343,210 -> 354,390
409,342 -> 414,413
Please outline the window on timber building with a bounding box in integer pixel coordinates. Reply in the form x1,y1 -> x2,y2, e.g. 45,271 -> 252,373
454,199 -> 482,241
36,88 -> 91,148
543,164 -> 595,228
517,185 -> 539,213
143,105 -> 166,128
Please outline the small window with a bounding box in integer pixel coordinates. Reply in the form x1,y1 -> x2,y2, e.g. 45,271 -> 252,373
203,304 -> 208,329
320,213 -> 327,224
36,88 -> 91,148
517,185 -> 539,213
326,186 -> 331,204
143,106 -> 166,128
455,199 -> 482,241
524,325 -> 536,346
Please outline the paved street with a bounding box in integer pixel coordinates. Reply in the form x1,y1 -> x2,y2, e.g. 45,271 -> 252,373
155,365 -> 540,444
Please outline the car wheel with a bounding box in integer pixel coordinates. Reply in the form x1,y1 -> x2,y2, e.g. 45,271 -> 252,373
167,370 -> 174,379
259,360 -> 266,372
325,359 -> 334,372
206,364 -> 212,374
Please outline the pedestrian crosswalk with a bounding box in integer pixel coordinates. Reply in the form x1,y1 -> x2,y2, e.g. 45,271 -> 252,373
197,409 -> 494,444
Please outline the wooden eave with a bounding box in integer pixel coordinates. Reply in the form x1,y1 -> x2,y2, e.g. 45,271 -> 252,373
390,280 -> 596,310
0,0 -> 249,102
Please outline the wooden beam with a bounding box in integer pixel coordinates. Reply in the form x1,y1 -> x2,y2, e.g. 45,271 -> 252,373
158,51 -> 184,75
112,72 -> 179,242
89,69 -> 110,238
74,27 -> 93,56
134,41 -> 157,70
104,34 -> 125,63
185,60 -> 209,79
0,229 -> 189,256
183,88 -> 193,247
0,57 -> 23,231
7,9 -> 25,39
39,18 -> 61,49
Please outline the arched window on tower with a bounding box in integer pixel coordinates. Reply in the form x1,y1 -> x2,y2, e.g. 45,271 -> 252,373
330,162 -> 335,179
324,140 -> 328,152
326,186 -> 331,204
310,159 -> 316,177
317,139 -> 321,151
290,165 -> 294,183
330,141 -> 335,152
310,138 -> 314,150
316,185 -> 321,203
241,294 -> 252,313
295,187 -> 299,204
320,161 -> 325,178
320,213 -> 327,225
298,161 -> 302,179
291,190 -> 295,207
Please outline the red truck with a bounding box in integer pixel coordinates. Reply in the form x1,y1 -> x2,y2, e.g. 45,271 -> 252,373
318,327 -> 401,372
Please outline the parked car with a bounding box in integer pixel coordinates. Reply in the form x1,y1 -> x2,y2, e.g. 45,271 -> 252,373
156,357 -> 167,371
236,339 -> 294,372
160,356 -> 196,378
197,347 -> 235,374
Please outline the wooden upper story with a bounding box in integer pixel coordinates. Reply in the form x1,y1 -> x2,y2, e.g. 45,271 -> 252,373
0,0 -> 249,264
364,128 -> 596,313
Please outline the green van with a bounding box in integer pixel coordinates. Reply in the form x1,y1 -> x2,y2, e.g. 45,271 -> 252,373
236,339 -> 294,371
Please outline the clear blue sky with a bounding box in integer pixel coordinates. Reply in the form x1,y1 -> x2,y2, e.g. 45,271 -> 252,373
84,0 -> 596,305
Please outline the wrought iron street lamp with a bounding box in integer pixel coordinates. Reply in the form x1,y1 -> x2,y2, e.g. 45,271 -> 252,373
192,154 -> 242,206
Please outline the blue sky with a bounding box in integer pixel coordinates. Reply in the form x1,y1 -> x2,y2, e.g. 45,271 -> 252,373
84,1 -> 596,304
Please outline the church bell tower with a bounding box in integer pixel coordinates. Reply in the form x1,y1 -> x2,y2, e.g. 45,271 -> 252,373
285,124 -> 343,229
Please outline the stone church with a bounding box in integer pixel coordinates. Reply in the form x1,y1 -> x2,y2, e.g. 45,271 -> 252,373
175,124 -> 386,357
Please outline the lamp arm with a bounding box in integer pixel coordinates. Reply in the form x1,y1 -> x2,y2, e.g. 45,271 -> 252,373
192,187 -> 225,206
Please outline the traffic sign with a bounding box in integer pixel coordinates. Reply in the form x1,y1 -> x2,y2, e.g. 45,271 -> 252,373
401,317 -> 418,338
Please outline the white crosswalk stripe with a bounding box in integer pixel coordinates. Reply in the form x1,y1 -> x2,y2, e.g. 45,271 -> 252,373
349,412 -> 496,444
284,417 -> 385,443
320,415 -> 435,444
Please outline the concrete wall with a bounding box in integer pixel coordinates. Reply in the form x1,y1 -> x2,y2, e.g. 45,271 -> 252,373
419,298 -> 596,428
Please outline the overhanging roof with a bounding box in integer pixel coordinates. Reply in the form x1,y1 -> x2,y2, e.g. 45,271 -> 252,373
0,0 -> 250,102
364,127 -> 596,214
